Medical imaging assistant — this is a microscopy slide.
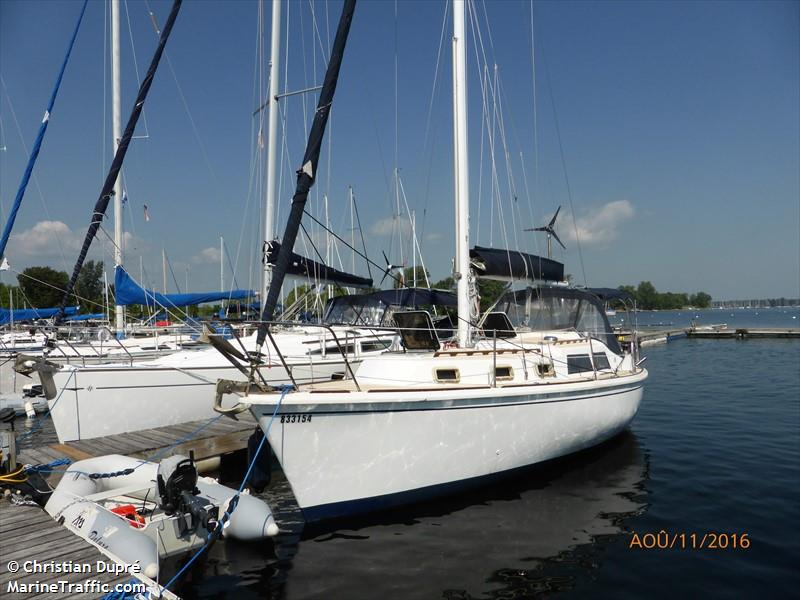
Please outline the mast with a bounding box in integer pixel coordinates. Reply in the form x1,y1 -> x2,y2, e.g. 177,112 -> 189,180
453,0 -> 471,347
220,236 -> 224,292
56,0 -> 183,323
411,209 -> 416,287
262,0 -> 282,305
103,269 -> 110,322
111,0 -> 125,334
256,0 -> 356,349
162,248 -> 167,294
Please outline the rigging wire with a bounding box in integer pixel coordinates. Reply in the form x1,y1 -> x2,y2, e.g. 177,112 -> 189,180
0,78 -> 70,273
418,0 -> 450,251
123,0 -> 150,139
302,209 -> 406,289
12,268 -> 109,312
540,38 -> 588,287
529,0 -> 540,244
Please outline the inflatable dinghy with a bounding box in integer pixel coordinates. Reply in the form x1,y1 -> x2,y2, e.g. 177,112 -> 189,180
45,453 -> 278,578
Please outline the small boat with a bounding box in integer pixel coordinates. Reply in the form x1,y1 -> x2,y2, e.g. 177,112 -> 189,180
45,453 -> 278,579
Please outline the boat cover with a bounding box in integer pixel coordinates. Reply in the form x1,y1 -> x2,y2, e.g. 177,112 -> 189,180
0,306 -> 78,325
266,240 -> 372,288
470,246 -> 564,282
115,266 -> 253,308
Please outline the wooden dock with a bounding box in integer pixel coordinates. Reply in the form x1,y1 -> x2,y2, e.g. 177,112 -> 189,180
17,413 -> 256,484
0,500 -> 129,599
1,413 -> 255,599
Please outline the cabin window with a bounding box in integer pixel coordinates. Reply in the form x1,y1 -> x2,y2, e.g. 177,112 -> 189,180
494,366 -> 514,381
308,344 -> 356,356
567,353 -> 611,374
435,368 -> 460,383
592,352 -> 611,370
360,339 -> 392,353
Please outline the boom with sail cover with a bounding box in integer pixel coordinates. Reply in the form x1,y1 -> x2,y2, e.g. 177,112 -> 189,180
265,241 -> 372,289
256,0 -> 357,348
56,0 -> 183,322
470,246 -> 564,282
0,307 -> 78,325
114,266 -> 252,308
0,0 -> 88,261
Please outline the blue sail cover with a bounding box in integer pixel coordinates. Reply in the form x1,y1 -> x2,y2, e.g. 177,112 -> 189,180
65,313 -> 106,321
0,306 -> 78,325
114,267 -> 253,308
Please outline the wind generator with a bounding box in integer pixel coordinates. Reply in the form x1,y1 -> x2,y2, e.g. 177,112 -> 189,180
525,206 -> 566,259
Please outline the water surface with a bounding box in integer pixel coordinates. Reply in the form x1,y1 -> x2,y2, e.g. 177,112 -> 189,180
177,333 -> 799,598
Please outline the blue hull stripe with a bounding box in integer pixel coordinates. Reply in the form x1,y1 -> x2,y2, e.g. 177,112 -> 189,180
266,384 -> 644,416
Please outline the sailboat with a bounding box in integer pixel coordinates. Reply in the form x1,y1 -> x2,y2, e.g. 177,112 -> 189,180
214,0 -> 647,522
22,0 -> 453,443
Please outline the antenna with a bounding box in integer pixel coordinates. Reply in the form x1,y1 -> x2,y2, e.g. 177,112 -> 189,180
524,205 -> 565,259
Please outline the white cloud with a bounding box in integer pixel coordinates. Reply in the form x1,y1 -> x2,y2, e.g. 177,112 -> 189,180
9,220 -> 81,257
561,200 -> 635,246
370,216 -> 412,237
192,246 -> 222,264
425,232 -> 444,242
9,220 -> 147,261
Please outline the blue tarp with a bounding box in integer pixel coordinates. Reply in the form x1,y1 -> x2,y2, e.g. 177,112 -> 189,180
65,313 -> 106,321
114,266 -> 254,308
0,306 -> 78,325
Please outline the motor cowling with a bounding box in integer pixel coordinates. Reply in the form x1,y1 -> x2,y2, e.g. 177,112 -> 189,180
156,454 -> 199,514
156,453 -> 218,537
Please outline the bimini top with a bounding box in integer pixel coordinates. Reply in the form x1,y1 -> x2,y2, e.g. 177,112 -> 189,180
470,246 -> 564,282
495,286 -> 622,354
324,288 -> 456,327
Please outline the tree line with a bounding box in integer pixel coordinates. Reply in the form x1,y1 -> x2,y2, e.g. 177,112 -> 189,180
2,263 -> 713,316
1,261 -> 107,312
618,281 -> 711,310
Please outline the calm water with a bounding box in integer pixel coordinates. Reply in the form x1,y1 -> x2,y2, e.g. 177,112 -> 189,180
6,309 -> 799,598
177,317 -> 799,598
609,306 -> 800,329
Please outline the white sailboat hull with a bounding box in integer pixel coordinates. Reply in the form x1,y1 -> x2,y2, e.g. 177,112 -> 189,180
48,359 -> 347,442
250,370 -> 646,521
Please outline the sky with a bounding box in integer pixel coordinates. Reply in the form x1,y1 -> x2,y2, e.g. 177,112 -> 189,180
1,0 -> 798,302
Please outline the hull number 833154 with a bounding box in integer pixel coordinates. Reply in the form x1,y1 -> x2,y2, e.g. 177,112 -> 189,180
280,414 -> 312,424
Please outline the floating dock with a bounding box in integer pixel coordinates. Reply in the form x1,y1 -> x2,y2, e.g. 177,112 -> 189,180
686,328 -> 800,339
2,413 -> 255,599
17,413 -> 256,485
618,327 -> 799,348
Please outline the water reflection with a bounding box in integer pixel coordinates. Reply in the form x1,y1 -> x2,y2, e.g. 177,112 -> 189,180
178,431 -> 649,599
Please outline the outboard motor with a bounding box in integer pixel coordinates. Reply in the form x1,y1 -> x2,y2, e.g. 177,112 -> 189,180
156,452 -> 219,537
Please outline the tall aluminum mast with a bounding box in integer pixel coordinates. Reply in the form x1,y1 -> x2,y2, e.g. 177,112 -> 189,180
111,0 -> 125,334
453,0 -> 471,347
262,0 -> 282,304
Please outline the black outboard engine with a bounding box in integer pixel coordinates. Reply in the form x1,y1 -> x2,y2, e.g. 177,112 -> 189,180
156,452 -> 218,537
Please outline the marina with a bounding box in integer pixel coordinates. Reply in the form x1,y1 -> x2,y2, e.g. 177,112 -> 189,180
0,0 -> 797,598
